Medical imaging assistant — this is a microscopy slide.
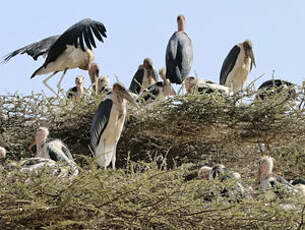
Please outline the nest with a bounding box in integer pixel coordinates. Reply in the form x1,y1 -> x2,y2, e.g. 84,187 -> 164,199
0,85 -> 305,229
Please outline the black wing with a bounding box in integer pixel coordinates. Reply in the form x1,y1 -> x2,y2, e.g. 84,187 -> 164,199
44,18 -> 107,67
129,68 -> 144,94
67,86 -> 77,99
1,35 -> 59,63
166,32 -> 193,84
61,144 -> 74,161
219,45 -> 241,85
291,178 -> 305,186
89,98 -> 113,154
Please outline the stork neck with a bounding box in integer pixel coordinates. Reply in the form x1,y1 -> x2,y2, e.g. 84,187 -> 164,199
178,20 -> 185,32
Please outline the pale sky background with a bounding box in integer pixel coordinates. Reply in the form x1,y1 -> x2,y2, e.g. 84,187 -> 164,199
0,1 -> 304,95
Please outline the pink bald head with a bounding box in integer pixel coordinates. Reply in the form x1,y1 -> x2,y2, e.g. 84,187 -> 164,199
32,127 -> 49,148
184,76 -> 198,94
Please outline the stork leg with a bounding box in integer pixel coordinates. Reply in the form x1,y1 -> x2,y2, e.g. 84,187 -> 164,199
43,71 -> 59,96
112,145 -> 117,170
56,69 -> 68,95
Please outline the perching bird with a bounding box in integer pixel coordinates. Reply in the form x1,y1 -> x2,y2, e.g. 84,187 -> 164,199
256,79 -> 296,101
198,164 -> 247,202
220,40 -> 256,93
90,82 -> 136,169
97,76 -> 112,95
129,58 -> 158,95
137,69 -> 176,104
29,127 -> 75,164
166,14 -> 193,84
2,18 -> 107,96
67,75 -> 88,101
256,156 -> 296,199
184,76 -> 231,95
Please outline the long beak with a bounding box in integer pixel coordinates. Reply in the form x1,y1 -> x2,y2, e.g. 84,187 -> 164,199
28,140 -> 36,150
248,49 -> 256,68
122,90 -> 138,106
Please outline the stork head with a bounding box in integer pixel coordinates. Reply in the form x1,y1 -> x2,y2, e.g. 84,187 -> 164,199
243,40 -> 256,67
184,76 -> 198,94
143,58 -> 154,70
256,156 -> 274,183
198,166 -> 212,179
88,63 -> 100,84
97,76 -> 111,94
29,127 -> 49,150
177,14 -> 186,32
113,82 -> 137,106
0,146 -> 6,160
159,68 -> 166,81
75,75 -> 84,87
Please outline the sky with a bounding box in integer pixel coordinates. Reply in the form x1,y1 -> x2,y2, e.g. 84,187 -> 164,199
0,1 -> 304,95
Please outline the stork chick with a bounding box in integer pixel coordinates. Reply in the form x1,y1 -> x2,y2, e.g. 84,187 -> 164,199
29,127 -> 74,164
67,75 -> 88,101
184,76 -> 231,95
256,156 -> 296,199
97,76 -> 112,96
90,82 -> 136,169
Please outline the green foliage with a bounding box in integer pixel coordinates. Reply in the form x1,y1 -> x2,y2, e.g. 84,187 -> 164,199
0,84 -> 304,229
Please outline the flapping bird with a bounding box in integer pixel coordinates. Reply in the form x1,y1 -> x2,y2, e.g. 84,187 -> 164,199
89,82 -> 136,169
166,14 -> 193,84
220,40 -> 256,93
2,18 -> 107,95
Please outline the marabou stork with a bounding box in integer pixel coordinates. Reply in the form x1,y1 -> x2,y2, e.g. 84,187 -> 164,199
97,76 -> 112,95
89,82 -> 136,169
291,178 -> 305,196
256,79 -> 296,101
137,68 -> 176,104
88,62 -> 100,94
184,76 -> 231,95
256,156 -> 296,199
198,164 -> 247,201
129,58 -> 158,95
166,14 -> 193,84
1,18 -> 107,95
220,40 -> 256,93
29,127 -> 75,164
67,75 -> 88,101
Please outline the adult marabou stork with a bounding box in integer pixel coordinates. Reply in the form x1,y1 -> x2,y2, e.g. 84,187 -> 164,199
166,15 -> 193,84
256,79 -> 296,101
129,58 -> 158,95
67,75 -> 88,101
29,127 -> 75,164
90,82 -> 136,169
220,40 -> 256,93
2,18 -> 107,95
184,76 -> 231,95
